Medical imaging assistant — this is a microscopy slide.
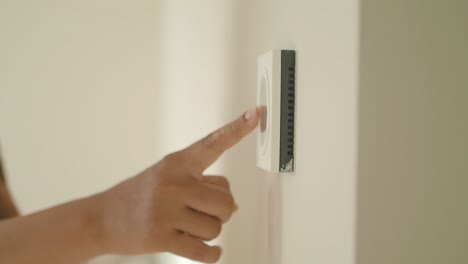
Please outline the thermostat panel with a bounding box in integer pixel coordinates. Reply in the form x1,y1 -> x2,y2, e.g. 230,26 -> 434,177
257,49 -> 295,173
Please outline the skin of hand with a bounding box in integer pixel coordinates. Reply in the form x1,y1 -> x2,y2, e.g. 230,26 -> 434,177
97,107 -> 259,262
0,107 -> 258,264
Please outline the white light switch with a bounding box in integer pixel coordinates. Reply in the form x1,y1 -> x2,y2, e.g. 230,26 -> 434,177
256,50 -> 295,173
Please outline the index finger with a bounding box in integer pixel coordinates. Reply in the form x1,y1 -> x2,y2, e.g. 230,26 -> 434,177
183,107 -> 259,172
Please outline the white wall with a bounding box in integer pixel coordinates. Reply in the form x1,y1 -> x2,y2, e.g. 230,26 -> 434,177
222,1 -> 359,263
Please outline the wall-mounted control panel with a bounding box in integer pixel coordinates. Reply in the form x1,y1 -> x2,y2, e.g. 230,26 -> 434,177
256,49 -> 295,173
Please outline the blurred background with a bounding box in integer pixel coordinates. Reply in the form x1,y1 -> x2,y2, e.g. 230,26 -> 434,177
0,1 -> 467,264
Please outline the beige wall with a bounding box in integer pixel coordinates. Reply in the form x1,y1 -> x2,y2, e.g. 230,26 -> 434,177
357,1 -> 468,263
0,0 -> 160,212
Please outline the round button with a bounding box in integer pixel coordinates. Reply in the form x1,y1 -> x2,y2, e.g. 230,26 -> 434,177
259,72 -> 268,151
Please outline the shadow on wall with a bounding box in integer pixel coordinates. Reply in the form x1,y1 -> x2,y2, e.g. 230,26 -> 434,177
221,1 -> 284,264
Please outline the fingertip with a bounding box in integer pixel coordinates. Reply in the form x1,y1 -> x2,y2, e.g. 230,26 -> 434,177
243,106 -> 258,121
241,107 -> 259,131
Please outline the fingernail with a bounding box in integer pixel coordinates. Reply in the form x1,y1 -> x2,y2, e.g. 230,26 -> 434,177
243,107 -> 257,121
233,202 -> 239,212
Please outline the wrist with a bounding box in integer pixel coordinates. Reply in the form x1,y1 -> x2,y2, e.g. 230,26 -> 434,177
77,193 -> 112,258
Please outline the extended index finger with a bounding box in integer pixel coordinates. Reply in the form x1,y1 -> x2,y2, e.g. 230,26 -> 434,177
183,107 -> 258,172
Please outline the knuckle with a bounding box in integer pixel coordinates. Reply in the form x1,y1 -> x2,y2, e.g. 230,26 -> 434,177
157,181 -> 180,195
162,152 -> 180,164
159,151 -> 187,172
229,119 -> 241,132
218,192 -> 234,221
217,176 -> 230,189
159,156 -> 174,170
202,130 -> 222,149
226,120 -> 243,138
206,221 -> 222,240
223,192 -> 235,207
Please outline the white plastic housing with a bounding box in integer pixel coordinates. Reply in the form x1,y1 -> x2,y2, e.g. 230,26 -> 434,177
256,50 -> 282,172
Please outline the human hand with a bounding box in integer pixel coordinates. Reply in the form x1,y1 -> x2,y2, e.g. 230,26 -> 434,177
96,107 -> 258,263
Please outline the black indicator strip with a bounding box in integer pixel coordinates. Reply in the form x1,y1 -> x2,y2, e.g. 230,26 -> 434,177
279,50 -> 295,172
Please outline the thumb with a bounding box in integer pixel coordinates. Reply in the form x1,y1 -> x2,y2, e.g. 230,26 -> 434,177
200,176 -> 238,212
